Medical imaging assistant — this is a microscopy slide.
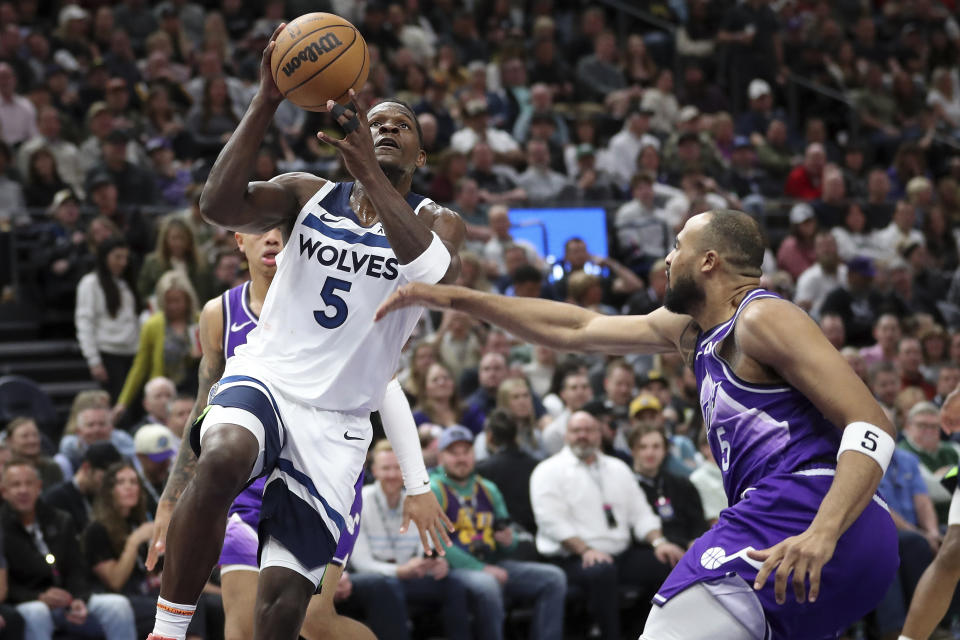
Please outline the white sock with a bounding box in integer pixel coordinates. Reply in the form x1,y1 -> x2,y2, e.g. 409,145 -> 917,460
153,597 -> 196,640
897,636 -> 915,640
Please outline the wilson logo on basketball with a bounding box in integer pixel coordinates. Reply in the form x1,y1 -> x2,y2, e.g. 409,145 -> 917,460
280,33 -> 344,77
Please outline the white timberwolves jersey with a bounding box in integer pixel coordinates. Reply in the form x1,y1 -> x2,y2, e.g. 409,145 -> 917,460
232,181 -> 438,411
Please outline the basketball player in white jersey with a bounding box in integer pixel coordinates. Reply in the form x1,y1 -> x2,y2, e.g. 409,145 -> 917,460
900,385 -> 960,640
148,24 -> 464,640
145,227 -> 378,640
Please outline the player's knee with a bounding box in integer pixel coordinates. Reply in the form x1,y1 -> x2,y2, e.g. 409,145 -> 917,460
935,527 -> 960,578
196,426 -> 259,495
256,586 -> 310,629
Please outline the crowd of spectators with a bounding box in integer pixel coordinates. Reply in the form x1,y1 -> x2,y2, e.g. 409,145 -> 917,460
0,0 -> 959,638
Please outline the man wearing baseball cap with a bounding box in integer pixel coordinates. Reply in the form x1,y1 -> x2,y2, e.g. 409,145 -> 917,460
431,425 -> 566,640
134,424 -> 178,518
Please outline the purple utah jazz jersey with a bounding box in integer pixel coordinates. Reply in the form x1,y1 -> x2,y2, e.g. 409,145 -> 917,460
652,288 -> 898,639
696,288 -> 840,505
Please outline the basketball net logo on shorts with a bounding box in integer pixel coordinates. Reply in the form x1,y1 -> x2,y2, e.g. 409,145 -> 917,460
280,33 -> 344,78
700,545 -> 764,571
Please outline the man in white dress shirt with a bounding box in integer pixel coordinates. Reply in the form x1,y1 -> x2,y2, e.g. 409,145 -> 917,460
530,411 -> 684,639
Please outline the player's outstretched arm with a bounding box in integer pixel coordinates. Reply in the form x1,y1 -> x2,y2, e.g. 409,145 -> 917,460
376,283 -> 697,358
198,23 -> 302,234
738,298 -> 894,605
146,298 -> 226,570
380,378 -> 454,553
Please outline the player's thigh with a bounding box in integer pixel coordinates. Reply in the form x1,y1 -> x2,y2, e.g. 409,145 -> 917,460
640,577 -> 768,640
220,568 -> 259,640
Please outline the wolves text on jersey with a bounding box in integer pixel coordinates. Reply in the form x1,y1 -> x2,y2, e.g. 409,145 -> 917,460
298,233 -> 400,280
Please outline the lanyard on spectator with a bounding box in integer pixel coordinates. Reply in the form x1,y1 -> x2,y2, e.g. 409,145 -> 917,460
27,523 -> 60,581
585,460 -> 618,529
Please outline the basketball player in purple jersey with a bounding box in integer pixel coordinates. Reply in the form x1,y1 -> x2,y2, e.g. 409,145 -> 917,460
377,209 -> 899,639
145,228 -> 378,640
899,385 -> 960,640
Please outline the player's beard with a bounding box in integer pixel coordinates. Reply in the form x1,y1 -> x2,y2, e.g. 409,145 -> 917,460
664,271 -> 705,316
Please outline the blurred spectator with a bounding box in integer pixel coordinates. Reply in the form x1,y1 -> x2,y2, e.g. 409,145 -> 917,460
542,368 -> 594,455
735,78 -> 779,137
919,326 -> 951,384
2,460 -> 137,640
888,143 -> 928,201
482,206 -> 540,277
474,377 -> 547,462
899,402 -> 958,481
411,362 -> 463,429
776,203 -> 818,280
85,129 -> 157,207
431,426 -> 566,640
433,309 -> 482,382
717,0 -> 784,105
812,167 -> 847,230
23,147 -> 69,209
0,62 -> 37,146
784,142 -> 826,200
571,144 -> 619,202
831,202 -> 883,264
428,151 -> 469,206
114,270 -> 201,419
131,423 -> 176,518
165,394 -> 193,439
450,100 -> 521,166
933,364 -> 960,408
819,313 -> 847,351
461,353 -> 508,435
897,338 -> 936,400
688,429 -> 725,526
349,441 -> 470,640
185,76 -> 240,162
468,141 -> 525,207
614,172 -> 672,271
5,418 -> 60,490
927,67 -> 960,135
754,118 -> 794,184
184,50 -> 249,110
860,313 -> 903,367
869,362 -> 902,421
44,441 -> 122,533
398,339 -> 440,401
874,201 -> 925,267
821,257 -> 887,346
575,30 -> 629,107
530,411 -> 681,639
475,409 -> 540,536
840,143 -> 868,199
640,70 -> 680,136
853,62 -> 900,154
39,189 -> 92,311
598,108 -> 658,189
147,137 -> 191,208
512,84 -> 568,148
0,141 -> 24,224
515,139 -> 570,203
75,238 -> 141,402
56,400 -> 135,480
128,377 -> 176,434
17,106 -> 82,194
863,168 -> 895,231
137,216 -> 210,305
794,231 -> 847,319
457,60 -> 507,129
629,423 -> 708,549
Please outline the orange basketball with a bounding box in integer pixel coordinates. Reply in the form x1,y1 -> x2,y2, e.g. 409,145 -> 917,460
270,13 -> 369,111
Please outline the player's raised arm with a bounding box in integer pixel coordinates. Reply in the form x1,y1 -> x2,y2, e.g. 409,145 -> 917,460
375,282 -> 697,358
739,297 -> 895,604
198,23 -> 303,234
146,297 -> 226,570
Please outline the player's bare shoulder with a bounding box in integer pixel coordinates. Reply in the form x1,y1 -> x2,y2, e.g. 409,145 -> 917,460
417,201 -> 466,252
269,172 -> 328,209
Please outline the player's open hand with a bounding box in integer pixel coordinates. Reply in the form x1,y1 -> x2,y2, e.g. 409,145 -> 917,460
259,23 -> 286,105
375,282 -> 454,321
400,491 -> 455,556
317,89 -> 378,183
749,527 -> 837,605
146,499 -> 174,571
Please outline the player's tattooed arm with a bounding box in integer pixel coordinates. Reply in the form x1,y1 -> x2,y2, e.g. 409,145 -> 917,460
147,299 -> 225,570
